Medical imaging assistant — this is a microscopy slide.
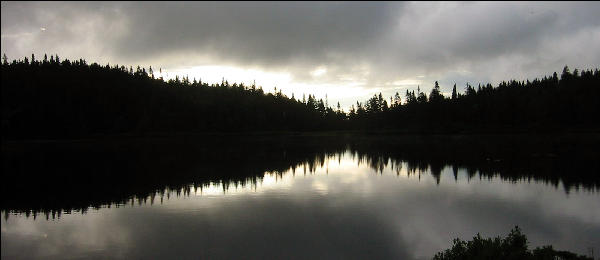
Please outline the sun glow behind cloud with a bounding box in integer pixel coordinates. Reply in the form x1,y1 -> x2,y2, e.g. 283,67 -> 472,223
310,66 -> 327,77
165,65 -> 291,87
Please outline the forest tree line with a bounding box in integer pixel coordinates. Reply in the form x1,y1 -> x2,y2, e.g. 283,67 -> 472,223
1,54 -> 346,139
350,67 -> 600,132
1,53 -> 599,139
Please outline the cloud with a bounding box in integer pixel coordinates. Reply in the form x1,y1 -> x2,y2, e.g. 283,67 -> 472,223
2,2 -> 599,107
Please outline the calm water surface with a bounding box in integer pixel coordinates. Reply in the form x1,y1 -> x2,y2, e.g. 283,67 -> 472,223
2,147 -> 599,259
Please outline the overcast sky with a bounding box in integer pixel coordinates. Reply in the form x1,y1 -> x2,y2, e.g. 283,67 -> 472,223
2,1 -> 599,109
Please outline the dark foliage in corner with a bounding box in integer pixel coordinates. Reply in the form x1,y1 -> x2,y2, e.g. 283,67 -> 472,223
433,226 -> 592,260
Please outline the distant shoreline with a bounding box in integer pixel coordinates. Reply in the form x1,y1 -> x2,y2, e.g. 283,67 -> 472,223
3,129 -> 599,145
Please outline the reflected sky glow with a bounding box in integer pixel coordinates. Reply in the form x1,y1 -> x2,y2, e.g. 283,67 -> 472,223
2,151 -> 599,260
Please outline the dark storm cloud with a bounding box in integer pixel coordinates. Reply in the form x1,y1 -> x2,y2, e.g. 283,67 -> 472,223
2,1 -> 600,101
113,2 -> 401,67
367,2 -> 600,84
1,1 -> 129,63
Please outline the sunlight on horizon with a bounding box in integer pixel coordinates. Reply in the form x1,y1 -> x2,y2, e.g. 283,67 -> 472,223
162,65 -> 381,110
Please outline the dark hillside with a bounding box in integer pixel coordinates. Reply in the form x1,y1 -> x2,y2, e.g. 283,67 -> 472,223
1,55 -> 346,140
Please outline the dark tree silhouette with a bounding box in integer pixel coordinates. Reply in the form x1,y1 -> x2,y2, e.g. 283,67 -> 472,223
352,66 -> 599,133
1,54 -> 350,139
451,83 -> 457,100
1,54 -> 599,139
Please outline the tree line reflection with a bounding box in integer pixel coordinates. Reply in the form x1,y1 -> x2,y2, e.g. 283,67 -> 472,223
2,134 -> 598,220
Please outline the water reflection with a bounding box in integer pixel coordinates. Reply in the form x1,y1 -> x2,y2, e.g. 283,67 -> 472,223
1,135 -> 599,259
2,135 -> 599,216
2,149 -> 599,259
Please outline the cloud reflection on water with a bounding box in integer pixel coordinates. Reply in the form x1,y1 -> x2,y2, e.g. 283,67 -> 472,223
2,151 -> 599,259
